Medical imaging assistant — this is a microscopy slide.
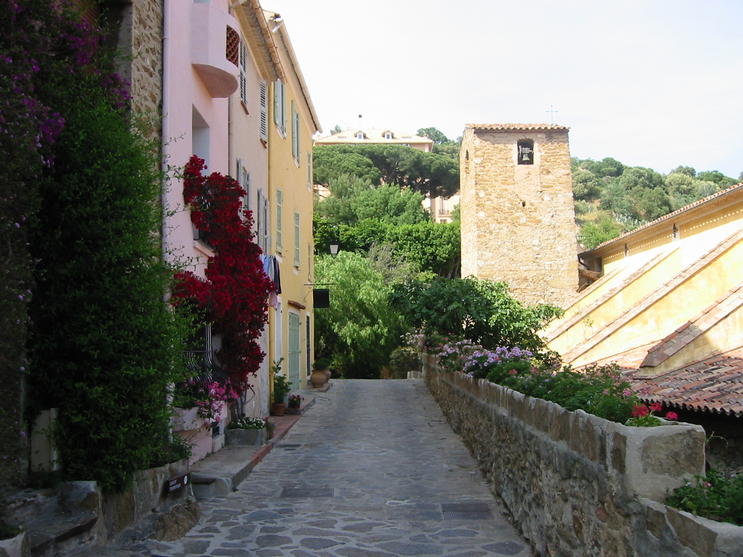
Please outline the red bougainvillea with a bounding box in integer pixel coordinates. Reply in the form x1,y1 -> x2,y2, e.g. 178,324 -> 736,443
173,156 -> 272,394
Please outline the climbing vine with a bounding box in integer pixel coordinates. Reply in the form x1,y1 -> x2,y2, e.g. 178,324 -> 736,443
173,156 -> 272,394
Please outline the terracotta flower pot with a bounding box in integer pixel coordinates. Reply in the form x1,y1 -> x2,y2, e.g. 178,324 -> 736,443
310,369 -> 328,388
271,402 -> 286,416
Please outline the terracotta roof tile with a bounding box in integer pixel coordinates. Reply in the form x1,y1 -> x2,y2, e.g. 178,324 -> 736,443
625,348 -> 743,417
466,123 -> 570,132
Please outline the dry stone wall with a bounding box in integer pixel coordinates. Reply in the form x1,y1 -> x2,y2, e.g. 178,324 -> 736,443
423,356 -> 743,556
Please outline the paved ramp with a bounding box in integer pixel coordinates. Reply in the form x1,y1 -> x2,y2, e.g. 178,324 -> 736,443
122,379 -> 533,556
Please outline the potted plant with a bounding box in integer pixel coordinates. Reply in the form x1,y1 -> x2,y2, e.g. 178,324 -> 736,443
271,360 -> 291,416
310,357 -> 331,388
287,394 -> 302,415
225,416 -> 267,446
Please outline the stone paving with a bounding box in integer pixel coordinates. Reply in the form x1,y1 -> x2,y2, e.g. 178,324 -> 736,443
112,379 -> 533,556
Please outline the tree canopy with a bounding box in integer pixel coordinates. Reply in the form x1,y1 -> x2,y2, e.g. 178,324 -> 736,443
315,174 -> 428,227
313,144 -> 459,198
314,252 -> 405,378
572,156 -> 739,249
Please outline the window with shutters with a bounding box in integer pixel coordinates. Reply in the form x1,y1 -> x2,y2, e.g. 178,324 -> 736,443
259,81 -> 268,142
238,39 -> 247,106
273,80 -> 286,136
256,189 -> 270,252
275,189 -> 283,250
236,159 -> 250,222
291,101 -> 299,165
293,212 -> 300,267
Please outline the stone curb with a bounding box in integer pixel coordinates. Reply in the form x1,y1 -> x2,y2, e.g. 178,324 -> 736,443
189,388 -> 320,499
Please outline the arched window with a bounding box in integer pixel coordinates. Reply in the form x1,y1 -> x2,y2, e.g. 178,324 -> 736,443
355,131 -> 365,140
383,131 -> 393,140
517,139 -> 534,165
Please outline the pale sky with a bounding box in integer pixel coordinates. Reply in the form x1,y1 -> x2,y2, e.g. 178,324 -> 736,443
263,0 -> 743,179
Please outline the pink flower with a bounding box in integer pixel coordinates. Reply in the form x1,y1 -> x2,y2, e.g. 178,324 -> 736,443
631,404 -> 649,418
508,369 -> 518,375
665,411 -> 678,421
622,389 -> 633,397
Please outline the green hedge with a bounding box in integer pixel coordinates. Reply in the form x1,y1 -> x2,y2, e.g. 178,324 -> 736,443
26,39 -> 190,491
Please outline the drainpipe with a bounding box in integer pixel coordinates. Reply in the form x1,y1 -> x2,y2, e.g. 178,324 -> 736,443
160,0 -> 171,273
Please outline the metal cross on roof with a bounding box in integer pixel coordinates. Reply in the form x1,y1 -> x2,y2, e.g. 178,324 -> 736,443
546,104 -> 559,124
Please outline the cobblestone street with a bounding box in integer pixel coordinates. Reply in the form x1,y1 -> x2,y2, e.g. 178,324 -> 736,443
119,380 -> 533,556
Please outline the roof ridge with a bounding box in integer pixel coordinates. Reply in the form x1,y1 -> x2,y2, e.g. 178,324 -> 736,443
466,123 -> 569,131
562,229 -> 743,364
640,284 -> 743,367
588,181 -> 743,253
542,248 -> 674,342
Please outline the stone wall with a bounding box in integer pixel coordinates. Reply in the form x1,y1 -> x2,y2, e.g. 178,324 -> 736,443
423,357 -> 743,556
110,0 -> 163,128
460,125 -> 578,308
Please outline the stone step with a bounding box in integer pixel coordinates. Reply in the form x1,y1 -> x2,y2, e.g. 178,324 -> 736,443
5,483 -> 102,557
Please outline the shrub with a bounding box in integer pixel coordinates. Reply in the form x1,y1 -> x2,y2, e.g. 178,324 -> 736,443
388,346 -> 421,377
667,469 -> 743,526
24,10 -> 191,491
393,276 -> 562,355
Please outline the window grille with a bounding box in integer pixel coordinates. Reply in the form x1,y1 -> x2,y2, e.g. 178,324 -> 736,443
225,26 -> 239,66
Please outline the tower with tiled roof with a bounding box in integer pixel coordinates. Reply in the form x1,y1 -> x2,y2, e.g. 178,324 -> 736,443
460,124 -> 578,307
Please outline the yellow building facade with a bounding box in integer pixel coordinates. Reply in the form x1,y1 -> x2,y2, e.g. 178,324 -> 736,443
264,10 -> 321,395
542,183 -> 743,415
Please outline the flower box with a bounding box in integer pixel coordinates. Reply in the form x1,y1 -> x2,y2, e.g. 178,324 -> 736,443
0,530 -> 28,557
225,428 -> 266,446
171,407 -> 208,432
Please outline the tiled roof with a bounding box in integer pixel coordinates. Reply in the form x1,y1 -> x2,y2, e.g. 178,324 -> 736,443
625,348 -> 743,417
466,123 -> 569,132
315,128 -> 433,144
587,182 -> 743,253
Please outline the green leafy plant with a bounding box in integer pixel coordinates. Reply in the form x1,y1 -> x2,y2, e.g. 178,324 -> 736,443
667,469 -> 743,525
272,360 -> 291,404
312,357 -> 331,371
17,5 -> 194,492
314,252 -> 405,378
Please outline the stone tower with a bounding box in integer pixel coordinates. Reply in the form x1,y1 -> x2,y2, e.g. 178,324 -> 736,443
460,124 -> 578,307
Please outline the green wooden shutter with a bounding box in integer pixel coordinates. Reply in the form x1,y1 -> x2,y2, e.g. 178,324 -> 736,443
293,212 -> 300,267
276,189 -> 283,249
